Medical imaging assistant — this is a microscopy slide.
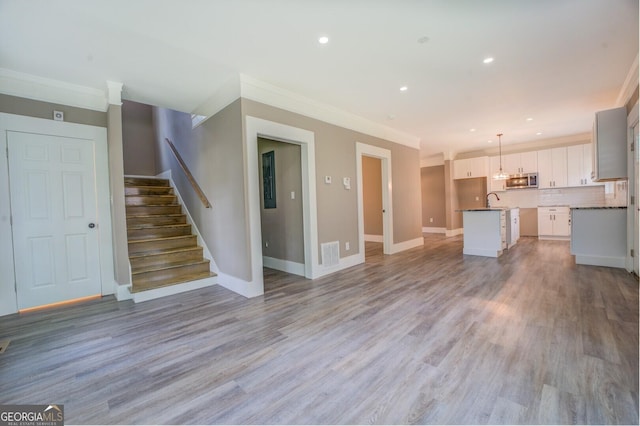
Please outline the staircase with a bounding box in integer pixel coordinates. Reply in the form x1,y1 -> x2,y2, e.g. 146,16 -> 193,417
125,177 -> 214,295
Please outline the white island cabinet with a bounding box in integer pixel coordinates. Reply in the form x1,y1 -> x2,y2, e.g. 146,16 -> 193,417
570,207 -> 627,268
462,209 -> 506,257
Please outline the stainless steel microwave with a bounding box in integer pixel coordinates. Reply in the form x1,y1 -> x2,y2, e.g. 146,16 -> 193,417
506,173 -> 538,189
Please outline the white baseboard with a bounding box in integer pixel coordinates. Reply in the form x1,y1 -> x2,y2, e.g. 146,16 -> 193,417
463,248 -> 503,258
115,283 -> 133,301
312,252 -> 365,279
538,235 -> 570,241
263,256 -> 305,276
364,234 -> 383,242
446,228 -> 464,237
132,275 -> 218,303
422,227 -> 446,234
389,237 -> 424,254
217,272 -> 264,298
575,255 -> 626,269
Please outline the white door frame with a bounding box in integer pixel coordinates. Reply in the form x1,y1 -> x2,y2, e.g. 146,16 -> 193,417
0,113 -> 115,316
356,142 -> 393,256
627,103 -> 639,275
245,116 -> 319,289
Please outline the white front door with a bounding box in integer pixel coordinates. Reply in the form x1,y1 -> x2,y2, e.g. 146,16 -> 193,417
8,131 -> 101,310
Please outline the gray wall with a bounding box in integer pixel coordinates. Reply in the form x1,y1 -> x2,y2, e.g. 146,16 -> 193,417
122,100 -> 157,176
0,94 -> 107,127
421,165 -> 446,228
153,99 -> 252,282
363,156 -> 383,236
258,138 -> 304,263
241,98 -> 423,259
107,104 -> 130,285
455,177 -> 487,211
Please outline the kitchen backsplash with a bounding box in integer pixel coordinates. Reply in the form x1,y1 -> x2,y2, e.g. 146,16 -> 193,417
490,181 -> 628,209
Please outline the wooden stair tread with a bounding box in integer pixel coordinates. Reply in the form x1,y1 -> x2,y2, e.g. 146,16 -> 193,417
128,246 -> 203,260
128,235 -> 195,244
131,271 -> 215,293
132,259 -> 209,275
127,223 -> 191,230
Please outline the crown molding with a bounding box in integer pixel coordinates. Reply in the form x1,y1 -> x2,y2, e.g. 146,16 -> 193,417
240,74 -> 421,150
0,68 -> 108,112
616,53 -> 639,107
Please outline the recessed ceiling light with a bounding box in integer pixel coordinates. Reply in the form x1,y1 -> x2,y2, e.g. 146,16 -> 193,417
387,114 -> 396,120
487,140 -> 493,143
536,132 -> 543,135
470,128 -> 476,132
483,57 -> 494,64
417,36 -> 430,44
526,117 -> 533,121
399,86 -> 408,92
318,36 -> 329,44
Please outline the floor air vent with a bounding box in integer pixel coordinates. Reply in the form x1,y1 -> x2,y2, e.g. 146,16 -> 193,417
321,241 -> 340,267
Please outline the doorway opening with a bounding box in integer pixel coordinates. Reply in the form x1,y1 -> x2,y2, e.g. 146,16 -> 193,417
356,142 -> 393,260
257,137 -> 305,277
362,156 -> 384,260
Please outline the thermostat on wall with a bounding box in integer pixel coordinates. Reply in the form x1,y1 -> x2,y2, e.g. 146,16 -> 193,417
53,110 -> 64,121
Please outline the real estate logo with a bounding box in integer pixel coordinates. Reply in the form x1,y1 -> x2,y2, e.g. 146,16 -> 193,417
0,405 -> 64,426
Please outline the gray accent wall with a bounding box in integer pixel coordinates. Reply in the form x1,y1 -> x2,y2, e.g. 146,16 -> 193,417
258,138 -> 304,264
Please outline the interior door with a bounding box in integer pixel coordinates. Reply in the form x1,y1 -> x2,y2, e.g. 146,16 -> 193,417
8,131 -> 101,310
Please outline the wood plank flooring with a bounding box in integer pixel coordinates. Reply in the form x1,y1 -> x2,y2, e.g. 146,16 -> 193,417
0,235 -> 637,424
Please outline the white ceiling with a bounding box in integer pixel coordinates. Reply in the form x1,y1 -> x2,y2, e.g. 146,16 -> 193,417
0,0 -> 638,158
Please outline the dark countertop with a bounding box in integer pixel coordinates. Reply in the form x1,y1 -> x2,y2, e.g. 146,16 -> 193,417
571,206 -> 628,210
458,207 -> 513,212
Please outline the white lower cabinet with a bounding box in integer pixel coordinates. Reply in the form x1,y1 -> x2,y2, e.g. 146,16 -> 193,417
538,206 -> 570,239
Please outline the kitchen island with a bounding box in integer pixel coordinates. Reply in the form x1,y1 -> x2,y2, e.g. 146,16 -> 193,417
461,208 -> 507,257
570,206 -> 627,268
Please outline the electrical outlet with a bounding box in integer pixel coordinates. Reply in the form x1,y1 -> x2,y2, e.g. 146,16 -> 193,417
324,176 -> 332,184
430,217 -> 433,223
345,241 -> 350,251
475,196 -> 479,201
291,191 -> 295,199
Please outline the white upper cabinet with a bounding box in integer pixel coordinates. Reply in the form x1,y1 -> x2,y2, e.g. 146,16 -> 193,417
489,156 -> 507,191
453,156 -> 489,180
503,151 -> 538,175
567,144 -> 602,187
592,107 -> 627,181
538,147 -> 568,189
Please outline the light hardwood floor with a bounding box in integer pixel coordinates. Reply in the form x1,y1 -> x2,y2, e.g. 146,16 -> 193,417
0,235 -> 637,424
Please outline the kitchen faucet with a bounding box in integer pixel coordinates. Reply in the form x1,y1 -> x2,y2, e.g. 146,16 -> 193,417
486,192 -> 500,208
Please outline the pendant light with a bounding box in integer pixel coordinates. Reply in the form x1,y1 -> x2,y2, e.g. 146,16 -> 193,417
493,133 -> 509,180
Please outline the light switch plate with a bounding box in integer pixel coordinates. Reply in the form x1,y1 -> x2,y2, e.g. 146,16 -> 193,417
325,176 -> 332,184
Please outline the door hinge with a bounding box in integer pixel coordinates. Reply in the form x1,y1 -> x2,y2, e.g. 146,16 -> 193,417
631,140 -> 635,152
631,195 -> 635,206
631,249 -> 635,258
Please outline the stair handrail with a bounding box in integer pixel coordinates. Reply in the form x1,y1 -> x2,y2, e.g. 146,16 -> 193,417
165,138 -> 212,208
